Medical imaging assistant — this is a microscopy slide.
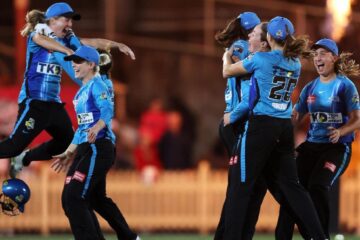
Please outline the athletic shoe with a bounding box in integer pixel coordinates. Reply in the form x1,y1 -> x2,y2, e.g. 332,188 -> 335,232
136,236 -> 141,240
9,151 -> 27,178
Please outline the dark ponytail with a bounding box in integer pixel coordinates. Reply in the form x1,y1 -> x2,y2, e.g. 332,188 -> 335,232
215,17 -> 252,48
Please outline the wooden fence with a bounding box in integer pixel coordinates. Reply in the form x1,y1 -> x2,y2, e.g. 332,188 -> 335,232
0,161 -> 360,235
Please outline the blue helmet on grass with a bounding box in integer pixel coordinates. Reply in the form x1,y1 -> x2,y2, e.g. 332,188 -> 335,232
0,178 -> 31,216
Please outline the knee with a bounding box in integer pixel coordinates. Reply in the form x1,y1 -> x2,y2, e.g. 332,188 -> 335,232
61,190 -> 69,216
308,183 -> 329,193
308,183 -> 330,199
2,138 -> 28,156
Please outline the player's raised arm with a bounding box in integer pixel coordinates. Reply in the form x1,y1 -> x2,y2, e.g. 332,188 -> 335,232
32,33 -> 74,55
80,38 -> 136,60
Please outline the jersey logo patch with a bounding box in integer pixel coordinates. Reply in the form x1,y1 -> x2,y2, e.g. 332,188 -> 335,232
324,162 -> 336,173
352,95 -> 359,103
225,89 -> 232,101
329,96 -> 340,103
310,112 -> 343,124
25,118 -> 35,130
272,102 -> 287,110
307,95 -> 316,103
72,171 -> 86,182
77,112 -> 94,125
100,92 -> 108,100
36,62 -> 62,76
65,176 -> 72,185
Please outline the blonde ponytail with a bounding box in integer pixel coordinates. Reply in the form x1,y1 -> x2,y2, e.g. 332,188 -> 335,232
20,10 -> 45,37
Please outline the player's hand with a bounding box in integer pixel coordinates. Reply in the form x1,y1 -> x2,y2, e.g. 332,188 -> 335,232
65,48 -> 74,56
51,151 -> 74,173
116,43 -> 136,60
34,23 -> 55,38
87,126 -> 101,143
223,113 -> 231,126
223,46 -> 234,61
328,126 -> 341,143
64,28 -> 75,39
291,109 -> 299,124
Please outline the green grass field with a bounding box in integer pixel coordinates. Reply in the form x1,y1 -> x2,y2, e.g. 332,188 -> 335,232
0,234 -> 357,240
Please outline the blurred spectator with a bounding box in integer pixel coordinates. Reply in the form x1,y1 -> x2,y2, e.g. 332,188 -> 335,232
0,99 -> 17,175
112,119 -> 137,170
158,110 -> 193,170
0,99 -> 17,136
134,97 -> 167,173
167,97 -> 197,143
207,138 -> 229,169
162,97 -> 197,167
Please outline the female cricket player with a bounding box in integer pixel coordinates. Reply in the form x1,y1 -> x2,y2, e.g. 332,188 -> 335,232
52,45 -> 140,240
222,16 -> 327,239
276,38 -> 360,239
215,21 -> 273,240
9,2 -> 135,177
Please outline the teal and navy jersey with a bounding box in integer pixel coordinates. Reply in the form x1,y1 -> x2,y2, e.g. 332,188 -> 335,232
72,75 -> 115,145
243,50 -> 301,118
224,40 -> 250,113
295,75 -> 360,143
18,32 -> 82,103
52,34 -> 83,86
229,80 -> 250,124
100,74 -> 115,116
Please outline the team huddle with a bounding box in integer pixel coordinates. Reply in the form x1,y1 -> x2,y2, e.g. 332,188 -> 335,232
215,12 -> 360,240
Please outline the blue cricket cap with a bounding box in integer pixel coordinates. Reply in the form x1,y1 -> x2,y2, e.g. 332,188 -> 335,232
312,38 -> 339,56
237,12 -> 260,30
45,2 -> 81,20
64,46 -> 99,65
267,16 -> 294,41
231,40 -> 245,59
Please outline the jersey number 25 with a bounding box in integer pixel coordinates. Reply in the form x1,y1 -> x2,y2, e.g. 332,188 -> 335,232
269,76 -> 297,102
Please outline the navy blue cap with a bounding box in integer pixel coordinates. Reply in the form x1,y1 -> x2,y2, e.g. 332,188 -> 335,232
237,12 -> 260,30
267,16 -> 294,41
312,38 -> 339,56
64,46 -> 99,65
45,2 -> 81,20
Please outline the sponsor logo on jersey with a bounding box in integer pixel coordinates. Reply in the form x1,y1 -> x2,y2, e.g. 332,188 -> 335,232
246,54 -> 253,61
310,112 -> 343,124
100,91 -> 108,100
229,156 -> 234,165
229,156 -> 238,165
329,96 -> 340,103
77,112 -> 94,125
324,161 -> 336,173
233,156 -> 238,164
352,94 -> 359,103
72,171 -> 86,182
36,62 -> 62,76
73,100 -> 78,107
307,95 -> 316,103
225,89 -> 232,101
65,176 -> 72,184
272,102 -> 287,110
25,118 -> 35,130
